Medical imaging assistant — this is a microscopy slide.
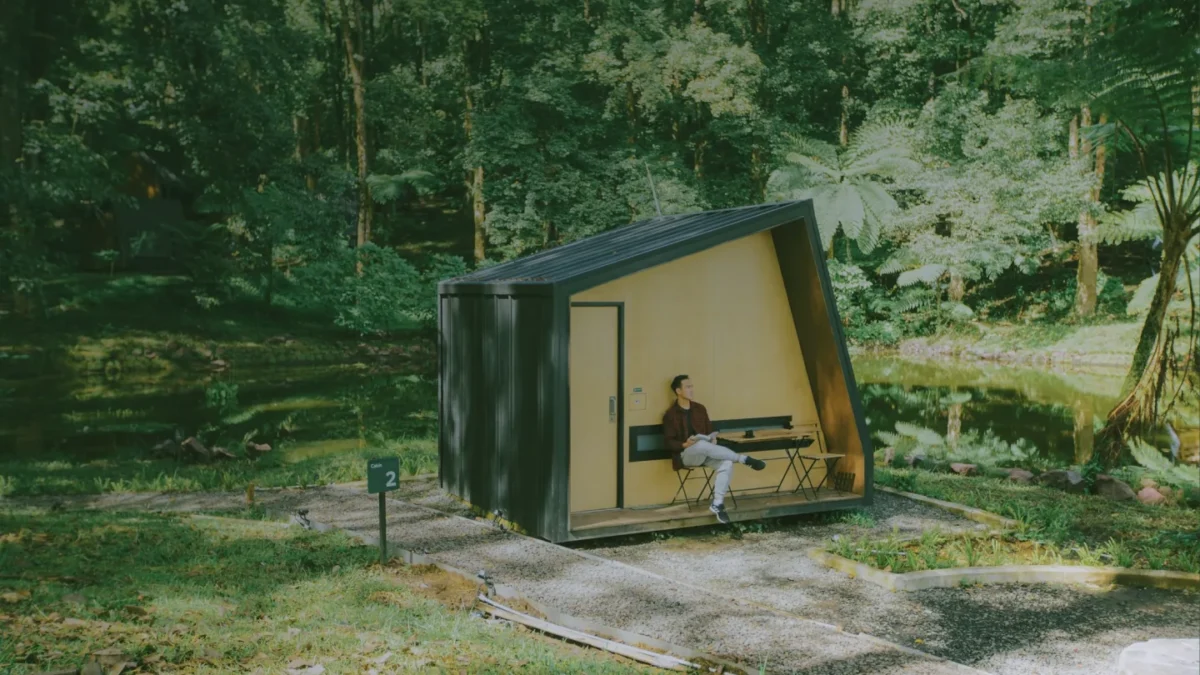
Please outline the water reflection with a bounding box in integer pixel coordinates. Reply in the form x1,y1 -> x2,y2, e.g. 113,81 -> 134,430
853,356 -> 1125,467
0,366 -> 436,462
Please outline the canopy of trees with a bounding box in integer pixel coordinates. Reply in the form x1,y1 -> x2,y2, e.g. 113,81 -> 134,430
2,0 -> 1197,462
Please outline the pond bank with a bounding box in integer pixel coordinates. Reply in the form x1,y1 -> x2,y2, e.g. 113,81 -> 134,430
852,322 -> 1142,370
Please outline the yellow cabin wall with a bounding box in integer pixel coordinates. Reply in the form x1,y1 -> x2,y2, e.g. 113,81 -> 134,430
570,231 -> 849,509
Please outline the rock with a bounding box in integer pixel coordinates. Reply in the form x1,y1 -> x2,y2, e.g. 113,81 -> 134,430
208,359 -> 228,370
906,453 -> 926,469
150,439 -> 176,457
1094,474 -> 1136,502
1137,486 -> 1166,505
246,441 -> 272,455
181,437 -> 210,460
1117,638 -> 1199,675
882,447 -> 895,466
1037,469 -> 1085,493
80,663 -> 103,675
950,463 -> 978,476
1140,477 -> 1159,489
1007,468 -> 1035,484
210,446 -> 236,460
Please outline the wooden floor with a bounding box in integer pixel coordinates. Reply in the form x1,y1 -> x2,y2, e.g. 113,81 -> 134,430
568,489 -> 860,541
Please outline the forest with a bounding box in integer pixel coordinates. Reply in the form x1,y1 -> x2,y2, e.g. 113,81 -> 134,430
1,0 -> 1198,464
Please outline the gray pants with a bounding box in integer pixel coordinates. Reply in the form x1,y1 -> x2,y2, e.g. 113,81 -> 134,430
680,440 -> 744,505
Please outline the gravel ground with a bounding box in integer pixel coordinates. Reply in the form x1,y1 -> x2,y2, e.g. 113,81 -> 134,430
13,482 -> 1197,675
585,491 -> 1200,675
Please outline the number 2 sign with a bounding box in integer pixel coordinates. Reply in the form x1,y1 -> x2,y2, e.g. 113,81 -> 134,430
367,457 -> 400,494
367,457 -> 400,565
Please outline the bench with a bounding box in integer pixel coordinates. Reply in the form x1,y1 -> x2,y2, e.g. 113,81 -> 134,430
629,415 -> 833,508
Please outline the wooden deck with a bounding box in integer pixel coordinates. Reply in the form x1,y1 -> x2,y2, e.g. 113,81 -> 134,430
567,489 -> 861,541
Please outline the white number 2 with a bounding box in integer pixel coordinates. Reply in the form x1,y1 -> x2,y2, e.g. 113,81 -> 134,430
385,471 -> 397,488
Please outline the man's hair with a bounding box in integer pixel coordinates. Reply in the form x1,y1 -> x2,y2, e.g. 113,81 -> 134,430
670,374 -> 690,394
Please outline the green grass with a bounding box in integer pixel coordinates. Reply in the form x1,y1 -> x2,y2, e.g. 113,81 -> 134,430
874,468 -> 1200,573
0,437 -> 438,497
0,508 -> 653,674
829,528 -> 1166,574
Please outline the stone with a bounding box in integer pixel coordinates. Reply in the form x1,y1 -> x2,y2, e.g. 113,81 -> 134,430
246,442 -> 272,455
882,447 -> 895,466
1094,475 -> 1136,502
950,463 -> 978,477
1137,486 -> 1166,505
1007,468 -> 1035,484
906,453 -> 926,469
181,437 -> 210,460
1140,477 -> 1159,489
80,663 -> 103,675
1037,469 -> 1085,493
1117,638 -> 1199,675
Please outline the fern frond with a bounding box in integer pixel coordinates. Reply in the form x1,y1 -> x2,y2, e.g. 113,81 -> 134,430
1129,439 -> 1200,490
1097,200 -> 1160,244
897,264 -> 947,287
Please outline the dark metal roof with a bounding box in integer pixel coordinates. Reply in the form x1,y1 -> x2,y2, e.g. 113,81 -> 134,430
441,200 -> 811,294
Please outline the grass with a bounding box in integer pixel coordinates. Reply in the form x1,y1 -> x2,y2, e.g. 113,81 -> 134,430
874,467 -> 1200,573
830,528 -> 1169,574
0,438 -> 438,497
0,507 -> 653,674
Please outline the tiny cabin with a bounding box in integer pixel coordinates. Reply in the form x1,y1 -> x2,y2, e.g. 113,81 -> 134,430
438,200 -> 873,542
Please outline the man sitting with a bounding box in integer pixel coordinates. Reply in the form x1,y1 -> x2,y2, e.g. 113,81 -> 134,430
662,374 -> 766,524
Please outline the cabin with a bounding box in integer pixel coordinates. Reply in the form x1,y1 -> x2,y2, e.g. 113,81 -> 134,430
438,200 -> 872,542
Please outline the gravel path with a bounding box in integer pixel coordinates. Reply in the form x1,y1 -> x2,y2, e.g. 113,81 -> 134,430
13,482 -> 1197,675
585,491 -> 1200,675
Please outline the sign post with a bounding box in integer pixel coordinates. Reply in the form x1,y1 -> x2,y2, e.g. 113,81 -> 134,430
366,457 -> 400,565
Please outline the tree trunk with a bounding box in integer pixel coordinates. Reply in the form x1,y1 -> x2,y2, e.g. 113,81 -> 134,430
948,271 -> 965,303
946,401 -> 962,448
839,85 -> 850,148
1074,107 -> 1102,317
1096,229 -> 1188,464
1074,402 -> 1094,465
464,77 -> 486,264
472,166 -> 485,263
338,0 -> 371,249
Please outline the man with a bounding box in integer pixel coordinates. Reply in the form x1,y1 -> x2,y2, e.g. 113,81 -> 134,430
663,374 -> 766,524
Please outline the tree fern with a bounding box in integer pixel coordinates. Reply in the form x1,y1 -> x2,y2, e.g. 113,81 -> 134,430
768,119 -> 916,253
1128,439 -> 1200,490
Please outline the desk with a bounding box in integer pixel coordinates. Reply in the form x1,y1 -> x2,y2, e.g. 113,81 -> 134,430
719,430 -> 811,496
720,429 -> 845,499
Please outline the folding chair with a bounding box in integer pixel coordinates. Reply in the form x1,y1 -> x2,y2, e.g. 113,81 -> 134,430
670,452 -> 739,510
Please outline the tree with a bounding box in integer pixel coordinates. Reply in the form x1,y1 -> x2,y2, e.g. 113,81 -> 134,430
336,0 -> 372,249
1089,3 -> 1200,463
882,90 -> 1087,311
767,119 -> 917,254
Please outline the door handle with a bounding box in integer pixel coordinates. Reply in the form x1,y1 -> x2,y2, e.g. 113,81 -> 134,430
609,396 -> 616,422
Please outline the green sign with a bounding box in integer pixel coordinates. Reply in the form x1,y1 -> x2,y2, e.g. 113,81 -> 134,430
367,457 -> 400,494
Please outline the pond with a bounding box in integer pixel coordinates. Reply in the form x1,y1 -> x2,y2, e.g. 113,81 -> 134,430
0,364 -> 438,471
853,355 -> 1196,468
0,353 -> 1190,484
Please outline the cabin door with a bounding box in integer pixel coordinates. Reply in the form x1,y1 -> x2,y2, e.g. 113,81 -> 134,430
569,302 -> 623,512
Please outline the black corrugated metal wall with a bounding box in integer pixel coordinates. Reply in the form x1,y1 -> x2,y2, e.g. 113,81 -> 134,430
439,292 -> 560,540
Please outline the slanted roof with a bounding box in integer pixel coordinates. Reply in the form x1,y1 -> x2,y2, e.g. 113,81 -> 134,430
440,200 -> 813,295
